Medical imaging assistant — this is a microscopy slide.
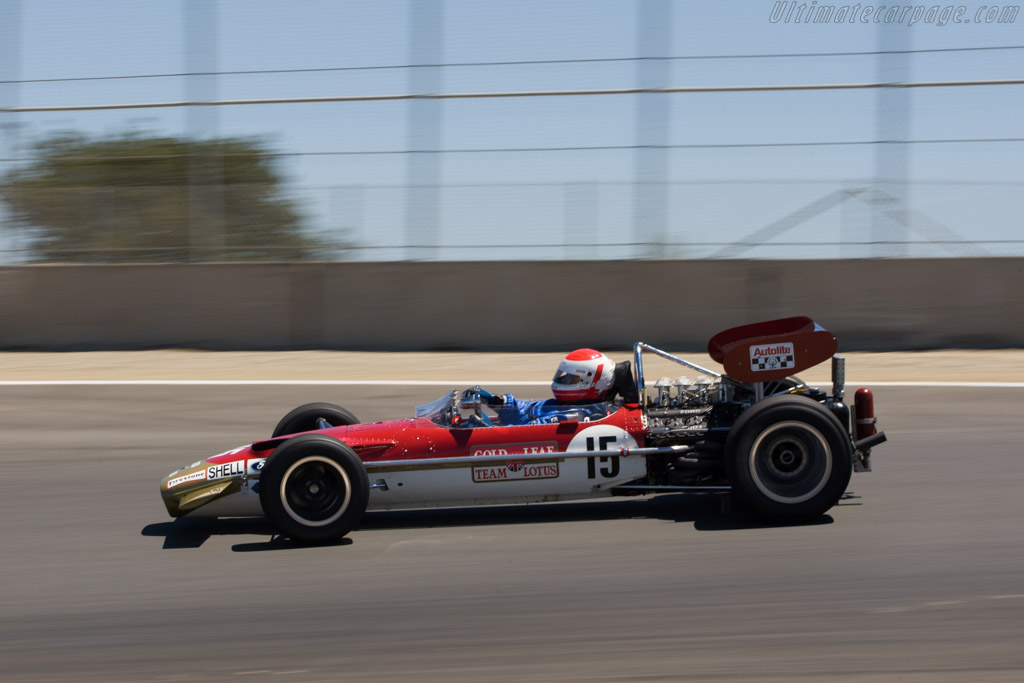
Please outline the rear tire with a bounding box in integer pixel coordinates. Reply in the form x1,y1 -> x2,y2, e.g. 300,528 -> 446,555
272,402 -> 359,438
258,434 -> 369,544
725,395 -> 852,523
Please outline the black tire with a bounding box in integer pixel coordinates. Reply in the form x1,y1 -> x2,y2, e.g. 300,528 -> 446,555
725,395 -> 852,523
272,402 -> 359,438
258,433 -> 369,544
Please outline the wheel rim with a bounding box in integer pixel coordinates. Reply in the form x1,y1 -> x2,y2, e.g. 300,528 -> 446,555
748,420 -> 832,504
280,455 -> 352,527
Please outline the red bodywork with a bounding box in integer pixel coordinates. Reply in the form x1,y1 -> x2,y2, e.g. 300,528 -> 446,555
207,403 -> 648,468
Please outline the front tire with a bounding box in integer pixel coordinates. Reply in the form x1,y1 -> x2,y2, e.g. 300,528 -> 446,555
272,402 -> 359,438
259,434 -> 369,544
725,395 -> 852,523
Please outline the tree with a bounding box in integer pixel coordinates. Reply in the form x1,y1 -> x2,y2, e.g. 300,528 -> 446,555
0,133 -> 330,262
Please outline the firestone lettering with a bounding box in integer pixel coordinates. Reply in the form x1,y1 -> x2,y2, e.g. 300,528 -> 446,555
166,469 -> 207,489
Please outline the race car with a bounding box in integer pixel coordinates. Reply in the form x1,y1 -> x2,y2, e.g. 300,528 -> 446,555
158,316 -> 886,544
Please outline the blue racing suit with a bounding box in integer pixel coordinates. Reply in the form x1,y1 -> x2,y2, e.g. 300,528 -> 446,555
491,393 -> 612,426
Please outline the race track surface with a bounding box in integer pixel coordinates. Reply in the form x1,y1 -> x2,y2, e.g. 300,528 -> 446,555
2,385 -> 1023,682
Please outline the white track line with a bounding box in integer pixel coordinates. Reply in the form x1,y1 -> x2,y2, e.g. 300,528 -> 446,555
2,380 -> 1024,387
849,381 -> 1024,388
0,380 -> 548,386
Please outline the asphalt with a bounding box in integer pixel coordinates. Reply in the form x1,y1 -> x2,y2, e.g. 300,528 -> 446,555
2,383 -> 1023,682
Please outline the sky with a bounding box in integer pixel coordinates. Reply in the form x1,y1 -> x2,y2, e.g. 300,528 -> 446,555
1,0 -> 1022,261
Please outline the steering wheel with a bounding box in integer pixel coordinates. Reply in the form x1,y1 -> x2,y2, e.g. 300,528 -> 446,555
459,387 -> 493,427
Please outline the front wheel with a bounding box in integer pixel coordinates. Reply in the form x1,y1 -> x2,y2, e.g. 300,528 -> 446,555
272,402 -> 359,438
258,434 -> 369,544
725,395 -> 852,523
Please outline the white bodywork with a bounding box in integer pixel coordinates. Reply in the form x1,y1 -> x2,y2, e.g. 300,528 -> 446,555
186,424 -> 648,517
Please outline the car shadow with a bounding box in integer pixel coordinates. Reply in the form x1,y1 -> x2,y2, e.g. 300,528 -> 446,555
142,517 -> 275,549
360,493 -> 834,532
231,537 -> 354,552
141,518 -> 355,552
141,493 -> 833,550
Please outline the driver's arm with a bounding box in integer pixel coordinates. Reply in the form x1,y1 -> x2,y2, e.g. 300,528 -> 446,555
463,386 -> 507,406
478,388 -> 506,406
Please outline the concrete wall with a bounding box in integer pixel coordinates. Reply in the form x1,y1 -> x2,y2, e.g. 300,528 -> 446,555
1,259 -> 1021,351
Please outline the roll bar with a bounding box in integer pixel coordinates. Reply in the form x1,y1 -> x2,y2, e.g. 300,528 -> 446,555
632,342 -> 722,406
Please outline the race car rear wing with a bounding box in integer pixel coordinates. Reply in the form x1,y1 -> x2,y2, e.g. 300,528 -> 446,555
633,317 -> 844,406
707,316 -> 837,383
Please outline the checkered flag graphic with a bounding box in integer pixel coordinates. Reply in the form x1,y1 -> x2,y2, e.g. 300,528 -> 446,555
752,354 -> 794,371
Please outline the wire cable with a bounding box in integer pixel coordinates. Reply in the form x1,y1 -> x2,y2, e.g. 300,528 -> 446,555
3,137 -> 1023,164
3,78 -> 1023,113
2,45 -> 1022,85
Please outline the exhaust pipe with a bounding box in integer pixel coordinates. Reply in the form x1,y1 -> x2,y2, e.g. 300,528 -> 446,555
853,431 -> 887,453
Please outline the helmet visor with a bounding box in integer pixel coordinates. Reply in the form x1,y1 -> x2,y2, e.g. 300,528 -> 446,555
553,370 -> 582,386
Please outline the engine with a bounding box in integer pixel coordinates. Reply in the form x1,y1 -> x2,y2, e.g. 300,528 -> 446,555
639,375 -> 742,485
645,375 -> 732,440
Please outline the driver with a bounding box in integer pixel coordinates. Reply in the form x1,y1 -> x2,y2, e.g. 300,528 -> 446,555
466,349 -> 618,426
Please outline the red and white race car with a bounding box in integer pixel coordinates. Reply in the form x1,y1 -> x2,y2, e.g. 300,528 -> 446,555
159,317 -> 886,544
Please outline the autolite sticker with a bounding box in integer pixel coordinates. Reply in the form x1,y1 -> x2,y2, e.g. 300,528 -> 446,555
207,460 -> 246,480
166,470 -> 207,489
473,462 -> 559,482
750,341 -> 795,372
246,458 -> 266,475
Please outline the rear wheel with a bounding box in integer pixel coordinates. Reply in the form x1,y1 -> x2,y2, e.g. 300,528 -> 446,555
272,402 -> 359,437
258,434 -> 369,544
725,395 -> 852,523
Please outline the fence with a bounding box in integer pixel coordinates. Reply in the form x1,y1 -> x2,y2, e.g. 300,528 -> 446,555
1,1 -> 1022,263
2,179 -> 1022,262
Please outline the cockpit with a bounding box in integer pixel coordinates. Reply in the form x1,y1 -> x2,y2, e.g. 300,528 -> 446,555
414,389 -> 618,429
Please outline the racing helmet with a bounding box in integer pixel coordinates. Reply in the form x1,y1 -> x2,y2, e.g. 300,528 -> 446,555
552,349 -> 615,402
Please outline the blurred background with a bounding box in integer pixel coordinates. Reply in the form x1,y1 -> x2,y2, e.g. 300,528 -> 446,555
1,0 -> 1021,265
4,8 -> 1024,682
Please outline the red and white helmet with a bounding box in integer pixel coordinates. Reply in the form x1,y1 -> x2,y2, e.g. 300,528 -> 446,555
551,349 -> 616,402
